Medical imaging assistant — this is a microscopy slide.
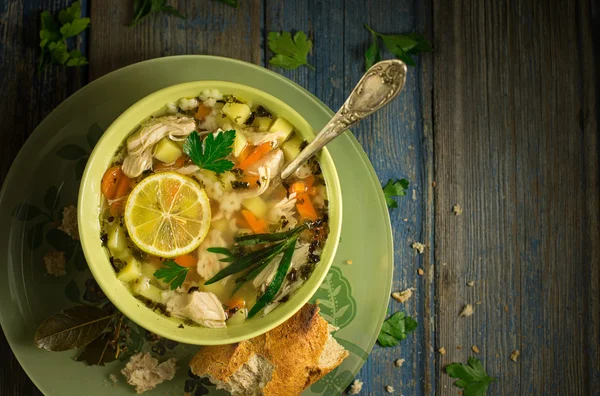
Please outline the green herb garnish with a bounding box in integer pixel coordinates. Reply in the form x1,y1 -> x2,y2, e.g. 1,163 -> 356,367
130,0 -> 185,27
268,31 -> 315,71
364,24 -> 432,70
38,1 -> 90,73
382,178 -> 409,208
207,225 -> 307,316
183,130 -> 236,174
377,311 -> 417,347
248,241 -> 296,318
446,357 -> 497,396
154,260 -> 189,290
216,0 -> 239,7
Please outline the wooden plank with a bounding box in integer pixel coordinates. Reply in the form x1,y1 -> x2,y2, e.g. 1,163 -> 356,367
266,0 -> 434,393
0,0 -> 87,186
88,0 -> 262,80
0,1 -> 88,394
432,0 -> 599,394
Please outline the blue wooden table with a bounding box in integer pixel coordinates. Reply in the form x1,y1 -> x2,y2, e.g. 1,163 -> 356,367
0,1 -> 598,395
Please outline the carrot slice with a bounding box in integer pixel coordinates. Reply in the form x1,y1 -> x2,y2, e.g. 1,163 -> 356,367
101,166 -> 122,199
295,192 -> 318,221
237,142 -> 274,171
242,174 -> 260,189
241,209 -> 268,234
102,166 -> 133,216
236,144 -> 254,163
194,104 -> 212,120
227,297 -> 246,310
174,255 -> 197,268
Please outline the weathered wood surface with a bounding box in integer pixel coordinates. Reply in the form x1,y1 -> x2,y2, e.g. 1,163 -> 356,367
432,1 -> 599,395
0,0 -> 598,395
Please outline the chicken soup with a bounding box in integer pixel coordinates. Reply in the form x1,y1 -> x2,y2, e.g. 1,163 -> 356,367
100,89 -> 329,328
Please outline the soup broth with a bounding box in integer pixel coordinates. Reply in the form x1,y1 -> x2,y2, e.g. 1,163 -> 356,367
100,89 -> 329,328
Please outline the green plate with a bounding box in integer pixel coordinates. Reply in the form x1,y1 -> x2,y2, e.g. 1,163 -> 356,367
0,56 -> 393,396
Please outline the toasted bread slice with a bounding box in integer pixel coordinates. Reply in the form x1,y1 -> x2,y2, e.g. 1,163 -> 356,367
189,304 -> 349,395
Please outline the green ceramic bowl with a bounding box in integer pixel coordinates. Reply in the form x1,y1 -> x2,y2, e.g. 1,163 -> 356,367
78,81 -> 342,345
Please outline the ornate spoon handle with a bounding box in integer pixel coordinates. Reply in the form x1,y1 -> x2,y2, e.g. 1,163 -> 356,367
276,59 -> 408,183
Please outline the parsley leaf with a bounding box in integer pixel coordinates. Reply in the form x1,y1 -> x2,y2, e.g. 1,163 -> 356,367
216,0 -> 239,7
446,357 -> 497,396
364,24 -> 432,70
365,27 -> 381,70
377,312 -> 417,347
130,0 -> 185,27
153,260 -> 189,290
382,178 -> 409,208
38,1 -> 90,73
184,130 -> 236,174
268,31 -> 315,71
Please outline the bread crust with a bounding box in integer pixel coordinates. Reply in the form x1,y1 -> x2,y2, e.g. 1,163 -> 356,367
189,304 -> 347,395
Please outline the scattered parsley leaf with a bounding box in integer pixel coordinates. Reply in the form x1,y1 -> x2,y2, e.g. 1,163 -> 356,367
268,31 -> 315,71
446,357 -> 497,396
216,0 -> 239,7
377,311 -> 417,347
382,178 -> 409,208
153,261 -> 189,290
184,130 -> 236,174
38,1 -> 90,73
364,26 -> 381,70
130,0 -> 185,27
363,24 -> 432,70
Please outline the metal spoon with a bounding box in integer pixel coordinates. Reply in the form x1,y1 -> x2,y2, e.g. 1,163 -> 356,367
272,59 -> 408,186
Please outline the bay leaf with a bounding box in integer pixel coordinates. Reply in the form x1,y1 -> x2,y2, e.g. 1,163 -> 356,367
34,305 -> 115,351
75,332 -> 116,366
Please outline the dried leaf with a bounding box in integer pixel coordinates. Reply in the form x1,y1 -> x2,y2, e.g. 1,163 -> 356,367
34,305 -> 116,351
75,332 -> 117,366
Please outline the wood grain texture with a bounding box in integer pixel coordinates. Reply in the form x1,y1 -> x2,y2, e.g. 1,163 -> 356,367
0,1 -> 87,395
0,0 -> 598,395
432,0 -> 599,395
88,0 -> 262,80
265,0 -> 434,393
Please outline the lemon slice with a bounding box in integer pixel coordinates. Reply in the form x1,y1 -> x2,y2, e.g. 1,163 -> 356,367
124,172 -> 211,258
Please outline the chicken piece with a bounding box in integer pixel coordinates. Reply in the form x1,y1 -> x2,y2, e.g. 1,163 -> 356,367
122,116 -> 196,177
196,229 -> 229,280
246,149 -> 284,176
185,291 -> 227,328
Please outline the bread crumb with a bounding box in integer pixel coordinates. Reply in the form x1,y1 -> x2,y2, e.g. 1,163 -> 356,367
432,181 -> 436,187
412,242 -> 425,253
346,259 -> 353,265
43,250 -> 66,277
504,305 -> 509,312
456,346 -> 462,350
472,345 -> 480,353
417,268 -> 424,276
438,347 -> 446,355
475,301 -> 482,305
394,358 -> 405,367
403,218 -> 408,222
109,374 -> 118,384
510,350 -> 520,362
452,204 -> 463,215
385,385 -> 395,393
58,205 -> 80,240
121,352 -> 177,394
467,281 -> 475,287
391,288 -> 413,303
348,379 -> 363,394
412,189 -> 417,201
459,304 -> 474,317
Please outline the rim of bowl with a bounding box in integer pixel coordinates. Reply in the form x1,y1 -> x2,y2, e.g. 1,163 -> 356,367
78,81 -> 342,345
